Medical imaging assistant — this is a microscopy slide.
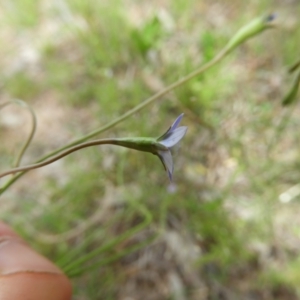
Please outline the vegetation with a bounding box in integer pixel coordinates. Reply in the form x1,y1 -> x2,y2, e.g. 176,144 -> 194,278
1,0 -> 300,299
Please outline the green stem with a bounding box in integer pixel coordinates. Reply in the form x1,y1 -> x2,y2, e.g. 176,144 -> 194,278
0,137 -> 156,179
67,234 -> 157,277
0,13 -> 275,194
40,49 -> 228,161
0,49 -> 227,195
0,99 -> 37,168
62,204 -> 152,275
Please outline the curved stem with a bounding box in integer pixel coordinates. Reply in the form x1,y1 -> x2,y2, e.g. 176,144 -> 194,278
0,99 -> 37,168
0,15 -> 275,194
0,49 -> 228,195
38,49 -> 228,163
0,138 -> 131,179
13,100 -> 37,167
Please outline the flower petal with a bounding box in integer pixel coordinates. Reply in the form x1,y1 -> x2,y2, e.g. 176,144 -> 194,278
157,113 -> 184,141
170,113 -> 184,131
159,126 -> 187,148
158,150 -> 173,181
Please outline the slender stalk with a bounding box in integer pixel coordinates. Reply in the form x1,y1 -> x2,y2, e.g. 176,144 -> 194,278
0,99 -> 37,168
0,138 -> 146,179
0,49 -> 227,195
66,234 -> 157,277
63,204 -> 152,276
39,49 -> 228,162
0,14 -> 275,194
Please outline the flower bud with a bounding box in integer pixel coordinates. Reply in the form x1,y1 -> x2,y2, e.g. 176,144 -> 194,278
224,14 -> 276,54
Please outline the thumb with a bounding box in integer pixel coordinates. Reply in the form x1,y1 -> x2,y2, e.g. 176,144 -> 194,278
0,222 -> 72,300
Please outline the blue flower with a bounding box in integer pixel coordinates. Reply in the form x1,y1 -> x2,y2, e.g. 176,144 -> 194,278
111,114 -> 187,181
156,113 -> 187,181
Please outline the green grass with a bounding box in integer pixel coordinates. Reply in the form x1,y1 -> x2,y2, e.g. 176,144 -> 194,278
1,0 -> 300,299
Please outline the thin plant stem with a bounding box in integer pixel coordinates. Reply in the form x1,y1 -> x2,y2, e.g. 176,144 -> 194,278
62,204 -> 152,275
66,234 -> 157,277
0,49 -> 228,195
267,104 -> 297,154
0,14 -> 275,194
0,137 -> 154,179
39,49 -> 228,161
0,99 -> 37,168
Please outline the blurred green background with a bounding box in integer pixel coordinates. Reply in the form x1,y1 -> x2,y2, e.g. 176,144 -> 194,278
1,0 -> 300,299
